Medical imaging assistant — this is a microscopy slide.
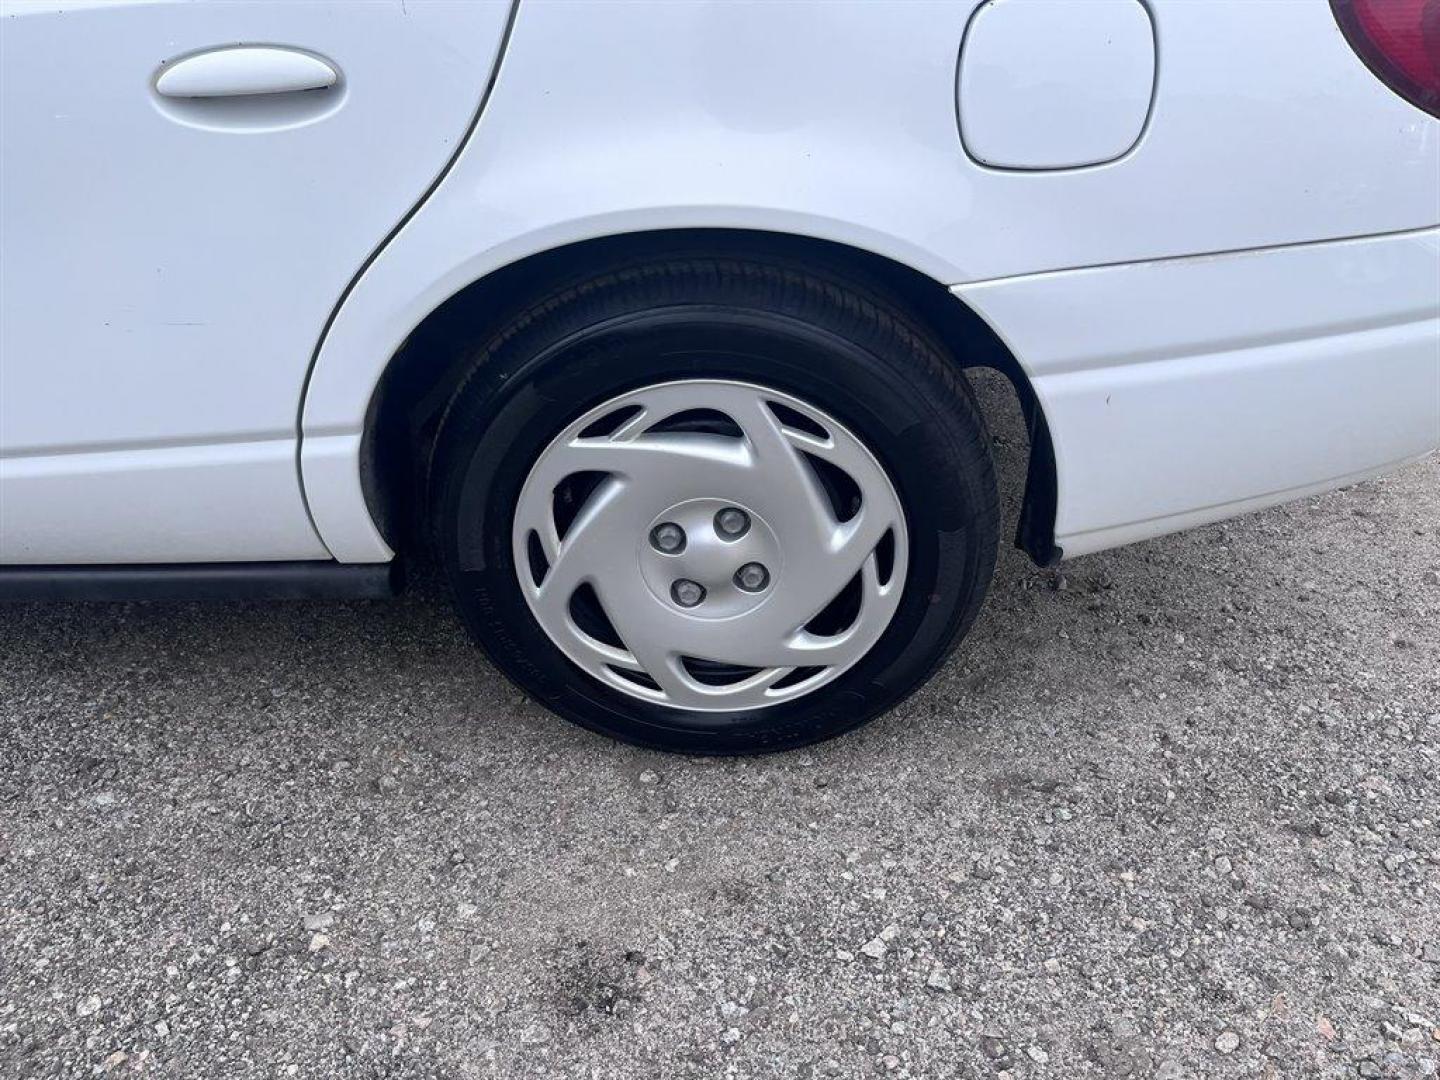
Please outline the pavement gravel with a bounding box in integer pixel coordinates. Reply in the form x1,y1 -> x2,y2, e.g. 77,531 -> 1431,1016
2,372 -> 1437,1078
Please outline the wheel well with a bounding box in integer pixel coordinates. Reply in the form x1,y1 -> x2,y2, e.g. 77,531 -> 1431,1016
363,229 -> 1060,566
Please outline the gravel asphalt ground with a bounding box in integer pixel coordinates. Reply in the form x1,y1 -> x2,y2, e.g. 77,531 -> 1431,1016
2,373 -> 1437,1079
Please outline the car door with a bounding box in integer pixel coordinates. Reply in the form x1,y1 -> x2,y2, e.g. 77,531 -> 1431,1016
0,0 -> 512,564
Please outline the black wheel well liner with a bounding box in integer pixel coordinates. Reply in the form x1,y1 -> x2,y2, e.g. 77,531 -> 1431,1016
361,228 -> 1060,567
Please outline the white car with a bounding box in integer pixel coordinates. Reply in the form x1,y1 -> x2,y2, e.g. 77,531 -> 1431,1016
2,0 -> 1436,752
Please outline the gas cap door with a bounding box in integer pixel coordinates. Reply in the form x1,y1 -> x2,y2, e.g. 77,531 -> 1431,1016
958,0 -> 1155,170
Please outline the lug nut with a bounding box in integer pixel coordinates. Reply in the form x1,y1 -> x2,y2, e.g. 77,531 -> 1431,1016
715,507 -> 750,539
650,522 -> 686,554
734,562 -> 770,593
671,579 -> 706,607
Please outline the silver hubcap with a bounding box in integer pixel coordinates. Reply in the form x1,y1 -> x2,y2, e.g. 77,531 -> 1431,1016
512,379 -> 908,711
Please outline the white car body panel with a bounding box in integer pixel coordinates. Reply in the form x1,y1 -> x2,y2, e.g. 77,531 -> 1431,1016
301,0 -> 1439,563
0,440 -> 311,565
0,0 -> 1436,568
956,228 -> 1440,556
0,0 -> 512,563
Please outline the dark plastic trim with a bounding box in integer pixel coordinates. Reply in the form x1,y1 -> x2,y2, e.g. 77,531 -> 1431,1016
0,561 -> 401,602
1016,392 -> 1063,568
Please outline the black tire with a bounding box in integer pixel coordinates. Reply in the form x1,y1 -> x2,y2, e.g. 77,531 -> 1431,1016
429,256 -> 999,754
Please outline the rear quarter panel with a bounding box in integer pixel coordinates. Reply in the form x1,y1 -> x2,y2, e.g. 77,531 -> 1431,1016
302,0 -> 1439,561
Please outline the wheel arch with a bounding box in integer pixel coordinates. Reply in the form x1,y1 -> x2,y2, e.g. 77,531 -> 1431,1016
337,228 -> 1060,568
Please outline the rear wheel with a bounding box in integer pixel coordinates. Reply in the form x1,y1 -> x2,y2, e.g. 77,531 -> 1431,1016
430,258 -> 998,753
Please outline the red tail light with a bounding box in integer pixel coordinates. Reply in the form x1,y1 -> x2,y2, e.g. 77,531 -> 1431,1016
1331,0 -> 1440,117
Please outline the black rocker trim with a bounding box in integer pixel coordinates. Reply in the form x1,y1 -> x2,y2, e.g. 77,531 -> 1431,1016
0,560 -> 401,602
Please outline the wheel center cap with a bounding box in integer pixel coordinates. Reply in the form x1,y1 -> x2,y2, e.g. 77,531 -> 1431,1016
639,497 -> 782,620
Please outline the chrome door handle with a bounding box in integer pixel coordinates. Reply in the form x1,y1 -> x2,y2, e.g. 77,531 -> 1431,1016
156,46 -> 337,99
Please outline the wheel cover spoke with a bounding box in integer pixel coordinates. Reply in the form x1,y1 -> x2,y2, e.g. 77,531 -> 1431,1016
512,379 -> 909,711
